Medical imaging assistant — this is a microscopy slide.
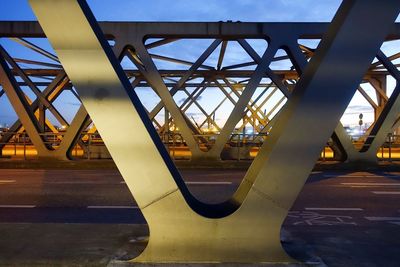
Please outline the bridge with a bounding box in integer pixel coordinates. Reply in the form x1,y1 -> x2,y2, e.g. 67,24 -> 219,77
1,0 -> 400,265
1,20 -> 400,162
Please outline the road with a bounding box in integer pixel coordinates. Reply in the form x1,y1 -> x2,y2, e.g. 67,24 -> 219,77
0,168 -> 399,266
0,169 -> 399,225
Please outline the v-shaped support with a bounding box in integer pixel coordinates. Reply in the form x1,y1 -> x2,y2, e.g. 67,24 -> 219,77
29,0 -> 400,263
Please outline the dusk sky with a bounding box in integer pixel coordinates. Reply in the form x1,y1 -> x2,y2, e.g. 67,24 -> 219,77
0,0 -> 398,130
1,0 -> 342,22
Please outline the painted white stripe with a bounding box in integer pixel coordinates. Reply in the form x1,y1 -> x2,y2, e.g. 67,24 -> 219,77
365,217 -> 400,221
371,191 -> 400,195
185,181 -> 232,185
0,180 -> 16,183
324,175 -> 366,178
47,181 -> 122,185
87,205 -> 139,209
121,181 -> 232,185
305,207 -> 363,211
342,183 -> 400,186
0,205 -> 35,208
324,175 -> 391,178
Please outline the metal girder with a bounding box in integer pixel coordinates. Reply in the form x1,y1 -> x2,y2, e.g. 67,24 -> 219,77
0,50 -> 89,159
1,21 -> 399,162
129,40 -> 221,157
29,0 -> 400,264
9,37 -> 60,63
3,21 -> 400,40
358,51 -> 400,156
205,42 -> 280,159
0,47 -> 68,126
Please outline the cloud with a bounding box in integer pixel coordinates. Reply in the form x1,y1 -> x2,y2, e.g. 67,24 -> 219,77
186,112 -> 204,118
62,101 -> 81,107
345,105 -> 374,114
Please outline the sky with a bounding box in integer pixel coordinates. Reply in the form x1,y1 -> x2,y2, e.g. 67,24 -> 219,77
0,0 -> 342,22
0,0 -> 398,131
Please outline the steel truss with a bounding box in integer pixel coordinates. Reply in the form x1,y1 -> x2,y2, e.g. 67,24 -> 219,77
1,21 -> 400,161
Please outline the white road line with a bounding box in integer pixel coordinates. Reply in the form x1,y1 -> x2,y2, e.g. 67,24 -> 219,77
324,175 -> 391,178
185,181 -> 232,185
305,207 -> 363,211
120,181 -> 232,185
0,205 -> 36,208
342,183 -> 400,186
46,181 -> 122,185
87,205 -> 139,209
324,175 -> 366,178
365,217 -> 400,221
371,191 -> 400,195
0,180 -> 16,183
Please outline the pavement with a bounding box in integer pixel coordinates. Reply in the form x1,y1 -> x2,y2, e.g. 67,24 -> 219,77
0,165 -> 399,266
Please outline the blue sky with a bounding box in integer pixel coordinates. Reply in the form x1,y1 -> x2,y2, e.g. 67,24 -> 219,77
1,0 -> 342,22
0,1 -> 398,130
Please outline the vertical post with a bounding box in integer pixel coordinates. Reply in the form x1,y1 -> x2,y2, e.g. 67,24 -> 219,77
39,103 -> 46,133
323,145 -> 326,161
238,134 -> 241,161
14,134 -> 17,156
23,132 -> 26,160
388,133 -> 392,162
172,132 -> 176,160
88,133 -> 91,160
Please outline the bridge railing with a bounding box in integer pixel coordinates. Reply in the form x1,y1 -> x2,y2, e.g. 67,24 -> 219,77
1,131 -> 400,162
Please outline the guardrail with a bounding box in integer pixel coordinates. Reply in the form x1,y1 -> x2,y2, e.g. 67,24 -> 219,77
1,131 -> 400,162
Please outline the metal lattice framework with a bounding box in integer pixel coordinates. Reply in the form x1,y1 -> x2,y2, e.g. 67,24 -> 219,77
1,20 -> 400,161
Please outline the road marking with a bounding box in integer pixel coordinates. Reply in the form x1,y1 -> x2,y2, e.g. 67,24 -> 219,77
0,205 -> 35,208
324,175 -> 371,178
121,181 -> 233,185
288,211 -> 356,226
342,183 -> 400,186
46,181 -> 122,185
365,217 -> 400,221
305,207 -> 363,211
185,181 -> 232,185
87,205 -> 139,209
324,174 -> 397,178
371,191 -> 400,195
0,180 -> 16,183
119,181 -> 232,185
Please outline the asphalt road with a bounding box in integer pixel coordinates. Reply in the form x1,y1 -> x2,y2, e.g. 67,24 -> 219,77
0,168 -> 399,266
0,169 -> 399,225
